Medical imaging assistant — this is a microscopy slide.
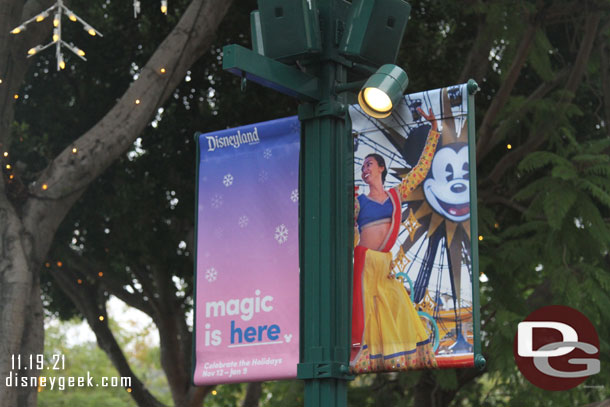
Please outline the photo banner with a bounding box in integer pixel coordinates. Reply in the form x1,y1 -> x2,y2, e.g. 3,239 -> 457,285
350,84 -> 477,372
193,117 -> 300,385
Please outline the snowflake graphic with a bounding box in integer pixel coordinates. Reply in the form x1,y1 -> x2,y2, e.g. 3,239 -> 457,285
258,170 -> 269,184
290,189 -> 299,203
205,267 -> 218,282
274,224 -> 289,244
263,149 -> 272,159
211,194 -> 223,208
238,215 -> 249,228
223,173 -> 234,187
290,120 -> 301,133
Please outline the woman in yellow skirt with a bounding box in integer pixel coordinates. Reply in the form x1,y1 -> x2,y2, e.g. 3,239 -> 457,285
351,108 -> 439,373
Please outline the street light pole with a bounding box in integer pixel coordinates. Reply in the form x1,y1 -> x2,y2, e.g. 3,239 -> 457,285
297,59 -> 354,407
223,2 -> 413,405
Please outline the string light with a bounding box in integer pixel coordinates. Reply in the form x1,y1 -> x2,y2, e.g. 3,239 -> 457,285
9,0 -> 103,71
212,390 -> 217,396
77,279 -> 82,284
99,316 -> 104,321
13,94 -> 19,100
3,152 -> 7,157
42,183 -> 48,190
127,388 -> 132,393
133,0 -> 168,17
133,0 -> 141,18
135,99 -> 141,105
5,164 -> 11,170
9,174 -> 14,180
72,147 -> 77,154
57,261 -> 63,267
45,262 -> 51,268
478,235 -> 484,241
506,144 -> 512,150
35,12 -> 49,23
160,68 -> 166,74
98,272 -> 104,277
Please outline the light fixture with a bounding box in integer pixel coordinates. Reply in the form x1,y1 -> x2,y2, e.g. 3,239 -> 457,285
339,0 -> 412,68
9,0 -> 102,71
35,12 -> 49,22
357,64 -> 408,119
85,25 -> 96,36
28,46 -> 42,55
133,0 -> 141,18
11,25 -> 25,34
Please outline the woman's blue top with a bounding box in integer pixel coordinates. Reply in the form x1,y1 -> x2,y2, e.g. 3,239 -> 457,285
357,194 -> 393,231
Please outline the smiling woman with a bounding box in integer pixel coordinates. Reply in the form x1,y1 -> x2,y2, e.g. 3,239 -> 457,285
350,108 -> 440,373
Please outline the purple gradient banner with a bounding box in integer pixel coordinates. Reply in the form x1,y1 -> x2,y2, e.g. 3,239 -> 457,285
193,117 -> 300,385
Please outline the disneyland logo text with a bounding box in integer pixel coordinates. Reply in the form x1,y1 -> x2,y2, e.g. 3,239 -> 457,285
206,127 -> 260,152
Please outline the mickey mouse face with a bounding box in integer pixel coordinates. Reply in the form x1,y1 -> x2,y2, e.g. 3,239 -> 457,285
423,144 -> 470,222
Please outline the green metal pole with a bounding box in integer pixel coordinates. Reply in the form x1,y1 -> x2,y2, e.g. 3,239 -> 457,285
296,1 -> 354,402
297,60 -> 353,407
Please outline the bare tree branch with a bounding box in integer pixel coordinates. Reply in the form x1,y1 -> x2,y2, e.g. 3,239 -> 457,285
59,250 -> 155,316
52,268 -> 166,407
482,12 -> 601,185
477,68 -> 569,162
0,0 -> 55,148
599,21 -> 610,137
242,382 -> 263,407
481,194 -> 530,215
20,0 -> 234,266
476,18 -> 539,158
458,20 -> 495,84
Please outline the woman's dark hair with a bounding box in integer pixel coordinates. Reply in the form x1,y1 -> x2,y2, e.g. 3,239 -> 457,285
365,153 -> 387,184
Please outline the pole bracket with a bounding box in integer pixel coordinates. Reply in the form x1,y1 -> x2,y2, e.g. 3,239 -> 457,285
298,100 -> 347,121
297,361 -> 354,381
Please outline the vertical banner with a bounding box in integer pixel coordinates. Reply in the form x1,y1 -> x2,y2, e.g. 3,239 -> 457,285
193,117 -> 300,385
350,84 -> 477,372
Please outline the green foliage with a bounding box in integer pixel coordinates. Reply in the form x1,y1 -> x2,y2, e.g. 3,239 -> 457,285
38,320 -> 137,407
6,0 -> 609,406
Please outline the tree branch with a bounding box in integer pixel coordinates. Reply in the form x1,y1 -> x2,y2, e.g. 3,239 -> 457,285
481,194 -> 530,215
476,16 -> 540,158
0,0 -> 55,148
478,68 -> 569,162
52,268 -> 166,407
457,18 -> 495,84
482,12 -> 601,185
20,0 -> 234,266
242,382 -> 262,407
59,250 -> 155,316
599,21 -> 610,137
